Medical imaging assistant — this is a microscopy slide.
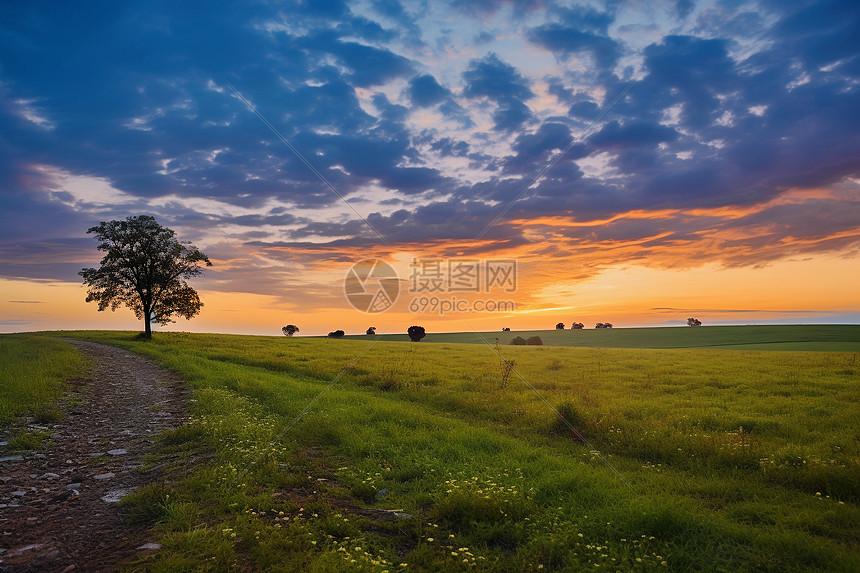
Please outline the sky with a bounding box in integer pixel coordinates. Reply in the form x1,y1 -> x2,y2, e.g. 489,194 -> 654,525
1,0 -> 859,336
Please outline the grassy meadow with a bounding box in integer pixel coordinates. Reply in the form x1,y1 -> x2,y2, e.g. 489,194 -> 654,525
6,328 -> 860,571
0,334 -> 88,427
340,324 -> 860,351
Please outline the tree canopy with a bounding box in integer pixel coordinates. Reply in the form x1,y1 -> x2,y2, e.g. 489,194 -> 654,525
79,216 -> 211,338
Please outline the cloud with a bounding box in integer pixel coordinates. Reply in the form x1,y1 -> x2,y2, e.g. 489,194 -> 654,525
408,74 -> 450,107
462,53 -> 535,131
528,24 -> 621,71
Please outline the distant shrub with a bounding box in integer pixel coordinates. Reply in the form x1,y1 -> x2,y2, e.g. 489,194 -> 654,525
366,326 -> 376,335
510,336 -> 527,345
502,327 -> 511,331
407,325 -> 426,342
526,336 -> 543,345
570,322 -> 584,329
555,322 -> 565,330
327,330 -> 345,338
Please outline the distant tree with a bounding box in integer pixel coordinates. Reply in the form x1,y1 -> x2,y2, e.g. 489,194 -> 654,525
595,322 -> 613,328
79,215 -> 211,340
366,326 -> 376,335
555,322 -> 565,330
502,327 -> 511,332
526,336 -> 543,345
327,330 -> 345,338
510,336 -> 527,345
282,324 -> 299,337
687,317 -> 702,326
407,325 -> 426,342
571,322 -> 584,329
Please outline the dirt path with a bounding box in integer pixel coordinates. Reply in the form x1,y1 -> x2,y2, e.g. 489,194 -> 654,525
0,340 -> 189,572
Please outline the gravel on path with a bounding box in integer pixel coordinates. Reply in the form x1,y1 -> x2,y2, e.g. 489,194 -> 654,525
0,340 -> 189,572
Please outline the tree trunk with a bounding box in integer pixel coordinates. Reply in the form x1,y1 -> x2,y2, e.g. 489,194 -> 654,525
142,302 -> 152,340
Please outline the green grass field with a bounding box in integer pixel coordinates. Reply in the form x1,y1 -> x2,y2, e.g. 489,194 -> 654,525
0,335 -> 88,426
17,328 -> 856,572
338,324 -> 860,351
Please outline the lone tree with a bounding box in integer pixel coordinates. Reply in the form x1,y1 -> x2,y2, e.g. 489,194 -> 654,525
79,216 -> 211,339
555,322 -> 565,330
328,330 -> 345,338
366,326 -> 376,335
571,322 -> 584,329
687,317 -> 702,326
407,325 -> 426,342
282,324 -> 300,337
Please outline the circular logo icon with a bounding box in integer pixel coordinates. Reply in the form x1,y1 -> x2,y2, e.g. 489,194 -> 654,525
344,259 -> 400,313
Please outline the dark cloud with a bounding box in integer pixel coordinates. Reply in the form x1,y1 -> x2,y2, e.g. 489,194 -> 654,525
675,0 -> 695,20
528,25 -> 621,70
588,120 -> 678,149
408,74 -> 450,107
528,5 -> 620,70
462,53 -> 534,130
310,38 -> 414,87
462,53 -> 533,102
503,122 -> 580,174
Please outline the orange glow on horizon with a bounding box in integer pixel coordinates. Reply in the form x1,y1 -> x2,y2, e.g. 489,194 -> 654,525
3,253 -> 857,337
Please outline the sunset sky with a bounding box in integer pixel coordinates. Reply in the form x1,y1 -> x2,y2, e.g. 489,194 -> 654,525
1,0 -> 858,336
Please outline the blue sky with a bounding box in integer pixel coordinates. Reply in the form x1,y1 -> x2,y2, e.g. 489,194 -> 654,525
1,0 -> 858,334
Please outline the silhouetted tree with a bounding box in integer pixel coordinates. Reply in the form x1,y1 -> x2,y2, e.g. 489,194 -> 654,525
502,327 -> 511,332
510,336 -> 527,345
555,322 -> 565,330
687,317 -> 702,326
407,325 -> 426,342
366,326 -> 376,335
79,216 -> 211,339
595,322 -> 613,328
282,324 -> 299,337
571,322 -> 584,329
327,330 -> 345,338
526,336 -> 543,345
